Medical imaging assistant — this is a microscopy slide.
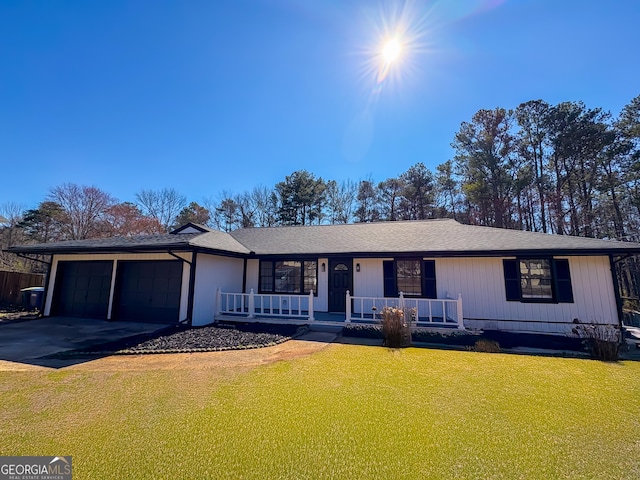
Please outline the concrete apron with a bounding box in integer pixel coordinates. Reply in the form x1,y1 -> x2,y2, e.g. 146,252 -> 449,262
0,316 -> 167,365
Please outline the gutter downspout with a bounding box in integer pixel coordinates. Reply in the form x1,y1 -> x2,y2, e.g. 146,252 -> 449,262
242,258 -> 247,293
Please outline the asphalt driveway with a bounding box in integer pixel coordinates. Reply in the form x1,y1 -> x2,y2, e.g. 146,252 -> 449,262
0,316 -> 168,367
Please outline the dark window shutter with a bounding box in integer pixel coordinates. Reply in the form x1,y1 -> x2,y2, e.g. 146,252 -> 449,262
503,259 -> 520,301
554,259 -> 574,303
383,260 -> 397,297
422,260 -> 437,299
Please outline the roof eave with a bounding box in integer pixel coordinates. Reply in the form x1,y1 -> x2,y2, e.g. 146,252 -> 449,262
7,244 -> 194,255
8,244 -> 251,258
250,247 -> 640,258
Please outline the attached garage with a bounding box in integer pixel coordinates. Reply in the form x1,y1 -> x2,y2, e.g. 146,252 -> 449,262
113,260 -> 183,323
9,225 -> 245,325
52,261 -> 113,319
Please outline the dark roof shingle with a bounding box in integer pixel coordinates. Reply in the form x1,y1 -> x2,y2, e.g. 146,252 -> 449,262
9,219 -> 640,256
229,219 -> 640,256
8,233 -> 203,254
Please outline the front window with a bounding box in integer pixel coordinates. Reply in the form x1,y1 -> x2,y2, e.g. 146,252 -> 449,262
520,259 -> 553,299
259,261 -> 274,292
504,257 -> 573,303
260,260 -> 317,295
396,259 -> 422,296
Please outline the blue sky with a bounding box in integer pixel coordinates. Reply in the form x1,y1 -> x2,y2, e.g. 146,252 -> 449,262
1,0 -> 638,209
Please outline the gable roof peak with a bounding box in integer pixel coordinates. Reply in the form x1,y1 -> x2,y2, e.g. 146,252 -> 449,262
170,223 -> 215,234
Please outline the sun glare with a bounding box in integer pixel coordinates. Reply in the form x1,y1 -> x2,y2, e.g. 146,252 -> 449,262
376,35 -> 405,83
355,0 -> 508,102
382,38 -> 402,63
356,1 -> 437,90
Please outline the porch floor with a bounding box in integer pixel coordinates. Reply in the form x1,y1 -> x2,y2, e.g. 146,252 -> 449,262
215,312 -> 345,325
215,311 -> 459,328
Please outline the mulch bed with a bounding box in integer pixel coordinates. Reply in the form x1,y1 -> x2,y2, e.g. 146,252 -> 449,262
56,322 -> 308,356
342,324 -> 586,352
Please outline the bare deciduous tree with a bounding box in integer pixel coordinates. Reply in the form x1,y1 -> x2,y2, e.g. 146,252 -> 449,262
249,185 -> 278,227
47,184 -> 115,240
326,179 -> 357,224
0,202 -> 27,271
135,188 -> 187,232
0,202 -> 24,227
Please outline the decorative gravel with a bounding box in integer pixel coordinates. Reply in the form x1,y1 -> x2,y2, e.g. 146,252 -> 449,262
60,322 -> 308,356
0,306 -> 40,324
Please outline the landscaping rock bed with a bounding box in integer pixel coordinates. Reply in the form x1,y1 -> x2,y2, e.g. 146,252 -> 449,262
0,305 -> 40,324
61,322 -> 307,356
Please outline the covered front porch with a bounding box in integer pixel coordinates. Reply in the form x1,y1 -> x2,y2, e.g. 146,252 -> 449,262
214,288 -> 465,329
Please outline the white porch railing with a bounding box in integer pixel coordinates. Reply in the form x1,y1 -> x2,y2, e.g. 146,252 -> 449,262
215,288 -> 464,329
216,288 -> 315,321
346,291 -> 464,330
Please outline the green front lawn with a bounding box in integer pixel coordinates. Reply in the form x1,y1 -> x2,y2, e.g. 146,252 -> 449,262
2,345 -> 639,479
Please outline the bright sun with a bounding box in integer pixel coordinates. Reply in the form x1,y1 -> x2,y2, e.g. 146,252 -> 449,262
382,38 -> 402,63
359,2 -> 426,86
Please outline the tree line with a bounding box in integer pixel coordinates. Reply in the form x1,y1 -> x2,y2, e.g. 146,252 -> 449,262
1,95 -> 639,276
203,94 -> 640,240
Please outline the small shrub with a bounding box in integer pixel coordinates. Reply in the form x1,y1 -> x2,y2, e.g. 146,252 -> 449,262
380,307 -> 413,348
342,324 -> 383,339
412,329 -> 480,347
473,338 -> 501,353
571,318 -> 621,361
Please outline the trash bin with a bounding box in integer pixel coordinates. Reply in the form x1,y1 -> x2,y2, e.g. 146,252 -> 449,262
20,286 -> 44,310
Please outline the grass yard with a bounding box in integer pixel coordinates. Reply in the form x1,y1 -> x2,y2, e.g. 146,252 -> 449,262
1,344 -> 639,479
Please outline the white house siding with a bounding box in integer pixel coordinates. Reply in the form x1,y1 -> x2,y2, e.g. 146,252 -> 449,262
246,259 -> 259,293
353,258 -> 391,298
192,253 -> 244,326
316,258 -> 328,312
352,256 -> 617,334
435,256 -> 618,333
45,252 -> 193,319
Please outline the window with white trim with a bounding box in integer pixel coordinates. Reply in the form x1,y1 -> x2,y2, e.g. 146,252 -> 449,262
396,259 -> 422,296
503,257 -> 573,303
259,260 -> 317,295
383,259 -> 437,299
519,259 -> 553,299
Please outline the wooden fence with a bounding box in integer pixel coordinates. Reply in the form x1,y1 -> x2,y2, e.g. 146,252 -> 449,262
0,271 -> 45,306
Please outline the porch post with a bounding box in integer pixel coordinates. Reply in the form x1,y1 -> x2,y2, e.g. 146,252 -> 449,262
215,287 -> 222,316
346,290 -> 351,323
248,289 -> 255,318
457,293 -> 464,330
308,290 -> 315,321
106,259 -> 118,320
399,291 -> 405,309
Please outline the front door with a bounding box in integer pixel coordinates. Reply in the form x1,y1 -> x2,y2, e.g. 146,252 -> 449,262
328,258 -> 352,313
